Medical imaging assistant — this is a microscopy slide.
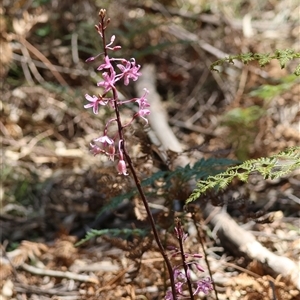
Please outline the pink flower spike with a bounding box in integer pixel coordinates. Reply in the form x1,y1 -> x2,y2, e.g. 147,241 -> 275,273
85,52 -> 103,62
97,55 -> 112,71
105,35 -> 115,48
89,143 -> 103,156
117,58 -> 141,85
164,291 -> 173,300
109,35 -> 116,44
85,56 -> 95,62
97,71 -> 116,93
183,232 -> 188,241
186,268 -> 191,280
194,278 -> 213,295
94,135 -> 114,145
136,109 -> 150,124
108,144 -> 115,161
105,35 -> 121,51
112,45 -> 121,51
135,88 -> 150,109
195,262 -> 205,272
117,159 -> 128,176
118,139 -> 125,159
84,94 -> 106,114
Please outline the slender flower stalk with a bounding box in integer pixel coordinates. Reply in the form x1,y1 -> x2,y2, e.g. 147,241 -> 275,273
84,9 -> 177,299
165,219 -> 213,299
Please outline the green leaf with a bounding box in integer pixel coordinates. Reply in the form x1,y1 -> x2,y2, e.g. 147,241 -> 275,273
186,147 -> 300,204
240,53 -> 255,64
75,228 -> 148,246
294,63 -> 300,76
255,53 -> 272,67
210,49 -> 300,76
249,76 -> 297,100
275,49 -> 295,69
97,191 -> 134,217
35,25 -> 51,37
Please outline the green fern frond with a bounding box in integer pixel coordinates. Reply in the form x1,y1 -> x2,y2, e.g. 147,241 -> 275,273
249,75 -> 298,100
240,53 -> 255,64
275,49 -> 296,69
97,157 -> 237,217
97,190 -> 135,217
76,228 -> 147,246
254,53 -> 272,66
186,147 -> 300,204
97,171 -> 168,219
210,49 -> 300,76
294,63 -> 300,76
141,169 -> 167,187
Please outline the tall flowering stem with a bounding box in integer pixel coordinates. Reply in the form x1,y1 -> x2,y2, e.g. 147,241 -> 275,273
85,9 -> 177,299
165,219 -> 213,299
176,220 -> 195,299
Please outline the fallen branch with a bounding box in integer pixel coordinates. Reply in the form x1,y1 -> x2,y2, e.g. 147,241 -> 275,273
14,283 -> 79,297
21,263 -> 99,284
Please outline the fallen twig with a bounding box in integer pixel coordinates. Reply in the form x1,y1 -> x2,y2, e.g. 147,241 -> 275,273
14,34 -> 68,86
14,282 -> 79,297
21,263 -> 99,284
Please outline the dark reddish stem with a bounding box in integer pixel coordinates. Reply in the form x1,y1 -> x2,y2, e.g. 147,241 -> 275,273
176,219 -> 195,299
98,9 -> 177,300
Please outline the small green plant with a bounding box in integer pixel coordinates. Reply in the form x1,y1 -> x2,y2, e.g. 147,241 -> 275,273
187,147 -> 300,203
221,105 -> 265,160
96,156 -> 238,217
249,74 -> 299,101
210,49 -> 300,75
76,228 -> 148,246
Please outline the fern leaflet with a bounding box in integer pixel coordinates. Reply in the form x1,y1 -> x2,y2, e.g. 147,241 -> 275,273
187,147 -> 300,204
